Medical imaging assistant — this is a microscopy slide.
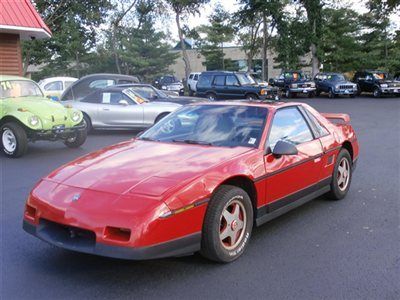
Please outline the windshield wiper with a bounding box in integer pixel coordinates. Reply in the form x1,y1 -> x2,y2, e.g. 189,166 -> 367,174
172,139 -> 213,146
139,136 -> 158,141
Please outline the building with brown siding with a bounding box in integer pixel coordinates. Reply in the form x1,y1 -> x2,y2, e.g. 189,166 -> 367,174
0,0 -> 51,76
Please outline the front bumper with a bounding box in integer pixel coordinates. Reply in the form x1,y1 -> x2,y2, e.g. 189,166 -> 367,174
289,87 -> 316,93
333,89 -> 357,95
30,123 -> 86,141
260,88 -> 280,100
23,219 -> 201,260
380,87 -> 400,94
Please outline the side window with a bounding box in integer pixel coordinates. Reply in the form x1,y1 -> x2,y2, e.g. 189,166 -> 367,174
189,74 -> 194,80
365,73 -> 373,80
64,81 -> 75,89
268,107 -> 314,149
213,75 -> 225,86
118,80 -> 133,84
89,79 -> 115,89
303,108 -> 329,137
226,75 -> 239,86
101,92 -> 125,105
197,75 -> 212,87
44,81 -> 62,91
194,74 -> 199,80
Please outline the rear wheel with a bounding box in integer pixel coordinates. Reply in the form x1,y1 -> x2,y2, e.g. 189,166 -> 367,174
326,148 -> 352,200
82,114 -> 92,133
64,130 -> 87,148
201,185 -> 253,263
0,122 -> 28,158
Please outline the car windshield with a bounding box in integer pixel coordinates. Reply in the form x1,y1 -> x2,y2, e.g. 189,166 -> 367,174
372,72 -> 387,80
236,73 -> 257,85
122,88 -> 148,104
140,105 -> 268,148
0,80 -> 43,99
284,72 -> 306,80
130,86 -> 168,100
327,74 -> 345,81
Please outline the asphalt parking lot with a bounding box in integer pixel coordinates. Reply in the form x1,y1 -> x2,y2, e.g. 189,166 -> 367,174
1,96 -> 399,299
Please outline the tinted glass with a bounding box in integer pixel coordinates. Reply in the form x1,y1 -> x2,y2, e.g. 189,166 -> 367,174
268,107 -> 313,149
44,81 -> 62,91
197,75 -> 212,87
213,76 -> 225,86
226,75 -> 239,86
0,80 -> 43,98
194,74 -> 199,80
140,105 -> 268,148
89,79 -> 115,89
81,91 -> 101,103
189,74 -> 194,79
131,86 -> 158,99
304,108 -> 329,137
236,73 -> 256,85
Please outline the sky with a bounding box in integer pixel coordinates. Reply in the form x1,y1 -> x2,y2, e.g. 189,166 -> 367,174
161,0 -> 400,45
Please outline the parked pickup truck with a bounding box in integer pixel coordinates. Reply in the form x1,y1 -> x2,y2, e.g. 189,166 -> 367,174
353,70 -> 400,97
269,70 -> 316,98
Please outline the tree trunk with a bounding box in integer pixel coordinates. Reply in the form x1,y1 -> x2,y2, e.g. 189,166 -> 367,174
23,48 -> 31,77
247,53 -> 253,72
310,19 -> 319,76
112,23 -> 122,74
176,12 -> 191,79
262,11 -> 267,81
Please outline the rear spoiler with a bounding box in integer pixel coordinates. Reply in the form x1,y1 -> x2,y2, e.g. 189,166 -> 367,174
321,113 -> 350,124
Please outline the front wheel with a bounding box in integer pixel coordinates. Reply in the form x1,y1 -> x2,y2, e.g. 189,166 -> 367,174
326,148 -> 352,200
206,92 -> 217,101
64,130 -> 87,148
0,122 -> 28,158
373,87 -> 381,98
201,185 -> 253,263
328,89 -> 335,99
285,90 -> 292,98
246,93 -> 258,100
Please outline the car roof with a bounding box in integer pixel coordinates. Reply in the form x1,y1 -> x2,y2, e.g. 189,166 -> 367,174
0,75 -> 33,82
200,71 -> 247,75
40,76 -> 78,82
79,73 -> 139,81
316,72 -> 342,75
188,100 -> 303,111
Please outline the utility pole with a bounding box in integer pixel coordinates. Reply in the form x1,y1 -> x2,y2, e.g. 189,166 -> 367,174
262,11 -> 267,81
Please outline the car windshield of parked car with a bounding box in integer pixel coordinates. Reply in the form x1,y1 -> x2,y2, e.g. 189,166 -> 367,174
123,88 -> 148,104
284,72 -> 306,80
131,86 -> 167,100
0,80 -> 43,99
140,105 -> 268,148
327,74 -> 345,81
372,72 -> 387,80
236,73 -> 257,85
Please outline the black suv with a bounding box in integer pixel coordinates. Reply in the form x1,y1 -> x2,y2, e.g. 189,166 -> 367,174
353,70 -> 400,97
152,75 -> 184,96
196,71 -> 279,101
269,70 -> 316,98
314,72 -> 357,98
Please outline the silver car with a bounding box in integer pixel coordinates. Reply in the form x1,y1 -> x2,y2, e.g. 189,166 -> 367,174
63,86 -> 181,131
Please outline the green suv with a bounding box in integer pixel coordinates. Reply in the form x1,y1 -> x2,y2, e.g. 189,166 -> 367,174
0,75 -> 86,157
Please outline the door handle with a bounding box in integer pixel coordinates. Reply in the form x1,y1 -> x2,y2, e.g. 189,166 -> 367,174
102,108 -> 110,111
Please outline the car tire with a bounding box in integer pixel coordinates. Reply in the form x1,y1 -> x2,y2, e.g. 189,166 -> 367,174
373,87 -> 381,98
246,93 -> 258,100
326,148 -> 352,200
201,185 -> 253,263
356,84 -> 361,96
316,90 -> 321,96
206,92 -> 217,101
285,90 -> 292,98
155,112 -> 170,124
188,89 -> 194,96
328,89 -> 336,99
83,114 -> 92,133
308,92 -> 315,98
64,129 -> 87,148
0,122 -> 28,158
350,94 -> 355,98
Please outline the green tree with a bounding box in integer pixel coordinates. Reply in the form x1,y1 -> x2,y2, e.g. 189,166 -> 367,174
165,0 -> 210,79
23,0 -> 111,78
319,7 -> 363,72
196,5 -> 234,70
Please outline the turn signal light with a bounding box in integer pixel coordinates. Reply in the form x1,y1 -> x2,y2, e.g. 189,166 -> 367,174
104,226 -> 131,242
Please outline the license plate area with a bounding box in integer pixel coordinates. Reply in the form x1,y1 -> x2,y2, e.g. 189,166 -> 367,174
53,125 -> 65,134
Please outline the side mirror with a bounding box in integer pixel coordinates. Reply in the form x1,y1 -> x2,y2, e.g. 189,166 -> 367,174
272,140 -> 298,157
119,99 -> 129,106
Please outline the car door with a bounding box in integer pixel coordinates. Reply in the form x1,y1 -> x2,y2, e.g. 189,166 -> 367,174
225,75 -> 244,98
97,91 -> 144,127
212,75 -> 226,98
263,106 -> 324,211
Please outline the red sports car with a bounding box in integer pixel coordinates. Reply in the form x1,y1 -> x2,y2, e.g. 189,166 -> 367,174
23,101 -> 359,263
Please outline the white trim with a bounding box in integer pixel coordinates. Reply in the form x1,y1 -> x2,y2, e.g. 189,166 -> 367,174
0,24 -> 51,39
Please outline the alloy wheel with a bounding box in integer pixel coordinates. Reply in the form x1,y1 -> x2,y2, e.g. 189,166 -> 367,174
337,157 -> 350,191
219,199 -> 247,250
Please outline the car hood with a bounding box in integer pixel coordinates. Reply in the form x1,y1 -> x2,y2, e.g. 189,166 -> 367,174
46,140 -> 252,197
4,97 -> 69,119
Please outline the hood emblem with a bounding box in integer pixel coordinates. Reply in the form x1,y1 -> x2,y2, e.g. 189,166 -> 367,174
72,194 -> 81,202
